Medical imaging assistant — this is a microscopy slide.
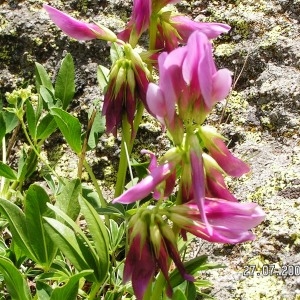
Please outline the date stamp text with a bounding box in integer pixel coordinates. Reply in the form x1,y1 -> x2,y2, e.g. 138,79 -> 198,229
243,264 -> 300,277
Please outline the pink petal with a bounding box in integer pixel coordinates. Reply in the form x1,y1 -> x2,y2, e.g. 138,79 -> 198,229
43,4 -> 101,40
212,69 -> 232,101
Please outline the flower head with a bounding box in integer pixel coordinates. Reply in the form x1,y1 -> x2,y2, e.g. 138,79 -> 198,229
103,44 -> 150,135
43,4 -> 117,42
169,199 -> 265,244
147,31 -> 232,128
124,208 -> 194,299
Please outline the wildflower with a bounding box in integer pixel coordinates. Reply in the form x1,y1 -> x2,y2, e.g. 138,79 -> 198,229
199,126 -> 250,177
113,149 -> 178,204
169,199 -> 265,244
43,4 -> 117,42
103,44 -> 150,135
124,209 -> 194,299
147,31 -> 232,127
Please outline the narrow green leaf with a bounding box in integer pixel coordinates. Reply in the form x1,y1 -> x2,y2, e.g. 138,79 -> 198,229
35,62 -> 54,94
0,162 -> 17,180
50,108 -> 82,154
54,53 -> 75,109
0,256 -> 32,300
50,270 -> 93,300
0,198 -> 34,260
25,184 -> 57,268
170,255 -> 208,288
26,99 -> 37,140
46,204 -> 101,280
43,217 -> 96,282
40,86 -> 56,108
55,179 -> 81,221
97,65 -> 109,91
79,196 -> 110,284
36,114 -> 57,141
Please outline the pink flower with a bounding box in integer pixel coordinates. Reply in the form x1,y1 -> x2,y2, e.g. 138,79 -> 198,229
113,161 -> 175,204
169,199 -> 265,244
43,4 -> 117,42
118,0 -> 152,45
147,31 -> 232,125
199,126 -> 250,177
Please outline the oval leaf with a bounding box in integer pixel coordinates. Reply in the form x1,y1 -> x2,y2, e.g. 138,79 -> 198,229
50,108 -> 82,154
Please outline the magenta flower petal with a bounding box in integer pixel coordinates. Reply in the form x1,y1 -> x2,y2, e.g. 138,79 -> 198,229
190,148 -> 212,235
209,137 -> 250,177
171,15 -> 231,42
113,162 -> 174,204
124,235 -> 156,300
212,69 -> 232,101
181,199 -> 265,243
43,4 -> 105,40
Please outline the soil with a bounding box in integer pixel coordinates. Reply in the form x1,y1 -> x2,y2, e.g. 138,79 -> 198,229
0,0 -> 300,299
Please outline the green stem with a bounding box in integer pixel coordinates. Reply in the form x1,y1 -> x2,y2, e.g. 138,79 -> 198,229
83,160 -> 109,226
114,102 -> 144,197
88,281 -> 102,300
20,118 -> 60,179
0,137 -> 6,195
78,109 -> 97,179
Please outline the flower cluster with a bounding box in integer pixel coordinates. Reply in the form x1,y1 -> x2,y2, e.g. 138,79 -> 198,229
44,1 -> 265,299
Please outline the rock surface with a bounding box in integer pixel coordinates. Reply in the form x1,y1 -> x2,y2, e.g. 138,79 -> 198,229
0,0 -> 300,299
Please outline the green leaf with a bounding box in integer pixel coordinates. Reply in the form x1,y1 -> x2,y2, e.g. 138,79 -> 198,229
110,42 -> 124,64
0,162 -> 17,180
3,110 -> 19,133
26,99 -> 38,140
36,281 -> 52,300
170,255 -> 208,288
87,109 -> 105,150
79,196 -> 110,284
46,204 -> 101,278
173,289 -> 187,300
25,184 -> 57,268
0,198 -> 34,260
0,256 -> 32,300
54,53 -> 75,109
185,281 -> 196,300
43,217 -> 97,282
36,114 -> 57,141
50,270 -> 92,300
108,219 -> 125,252
35,62 -> 54,94
50,108 -> 82,154
40,86 -> 56,108
55,179 -> 81,221
17,148 -> 38,182
97,65 -> 109,91
0,112 -> 6,142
